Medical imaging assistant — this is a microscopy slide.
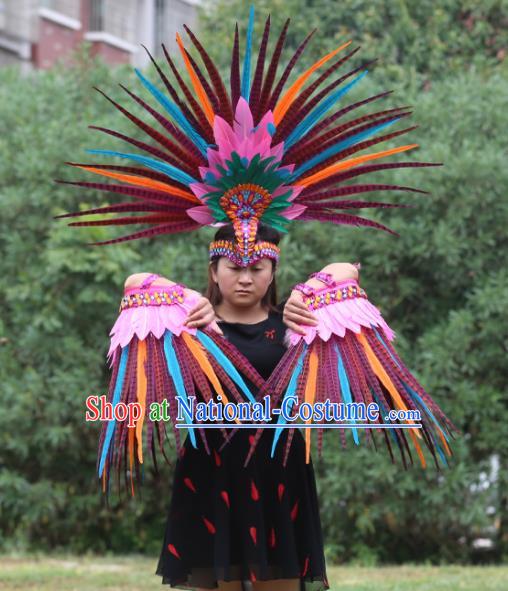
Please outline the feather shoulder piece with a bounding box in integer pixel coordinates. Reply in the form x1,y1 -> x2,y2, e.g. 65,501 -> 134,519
244,278 -> 462,470
99,281 -> 263,498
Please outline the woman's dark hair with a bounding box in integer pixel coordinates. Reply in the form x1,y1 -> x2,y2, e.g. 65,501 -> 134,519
205,222 -> 281,311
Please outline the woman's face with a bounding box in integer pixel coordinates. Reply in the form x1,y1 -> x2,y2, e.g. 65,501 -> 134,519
211,257 -> 274,308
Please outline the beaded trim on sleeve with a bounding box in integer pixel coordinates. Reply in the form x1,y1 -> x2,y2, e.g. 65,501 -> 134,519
119,284 -> 186,312
304,282 -> 368,310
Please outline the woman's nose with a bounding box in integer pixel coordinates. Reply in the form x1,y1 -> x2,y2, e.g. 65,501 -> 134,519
238,270 -> 253,284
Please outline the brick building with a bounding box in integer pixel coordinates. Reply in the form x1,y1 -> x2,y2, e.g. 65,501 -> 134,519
0,0 -> 200,71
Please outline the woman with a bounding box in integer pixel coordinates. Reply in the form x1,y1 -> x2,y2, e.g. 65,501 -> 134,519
54,8 -> 454,588
125,223 -> 359,591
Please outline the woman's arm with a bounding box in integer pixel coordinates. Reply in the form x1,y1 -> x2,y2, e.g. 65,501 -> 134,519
283,262 -> 360,335
124,273 -> 220,331
124,272 -> 175,290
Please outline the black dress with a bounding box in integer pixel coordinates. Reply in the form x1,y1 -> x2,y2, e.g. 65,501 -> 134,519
155,310 -> 330,590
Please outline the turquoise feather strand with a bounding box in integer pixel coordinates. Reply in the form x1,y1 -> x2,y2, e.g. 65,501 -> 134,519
372,327 -> 451,445
163,332 -> 198,449
372,327 -> 451,465
98,344 -> 129,477
271,346 -> 307,458
369,386 -> 399,447
86,149 -> 197,186
196,331 -> 257,404
292,116 -> 401,178
241,5 -> 255,102
335,345 -> 360,445
134,68 -> 210,155
285,70 -> 369,151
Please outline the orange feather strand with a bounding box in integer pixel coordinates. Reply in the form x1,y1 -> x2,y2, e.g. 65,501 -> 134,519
74,165 -> 199,202
175,33 -> 215,126
136,340 -> 147,464
273,40 -> 352,124
304,347 -> 319,463
298,144 -> 419,188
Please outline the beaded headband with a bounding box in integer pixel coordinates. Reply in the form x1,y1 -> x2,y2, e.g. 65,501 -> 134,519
209,239 -> 280,266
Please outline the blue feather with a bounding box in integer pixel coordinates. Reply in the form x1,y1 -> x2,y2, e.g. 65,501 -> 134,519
285,70 -> 368,152
400,380 -> 451,445
99,344 -> 129,477
196,331 -> 256,404
369,387 -> 399,446
335,345 -> 360,445
373,328 -> 449,438
373,327 -> 451,464
163,332 -> 197,448
85,149 -> 197,186
241,5 -> 255,102
292,116 -> 401,178
401,382 -> 450,466
271,346 -> 307,458
134,68 -> 209,155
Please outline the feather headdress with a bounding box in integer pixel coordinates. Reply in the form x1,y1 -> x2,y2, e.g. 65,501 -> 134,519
54,6 -> 439,265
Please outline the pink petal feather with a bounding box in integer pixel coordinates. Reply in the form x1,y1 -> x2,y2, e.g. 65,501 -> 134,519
107,288 -> 201,361
288,279 -> 396,346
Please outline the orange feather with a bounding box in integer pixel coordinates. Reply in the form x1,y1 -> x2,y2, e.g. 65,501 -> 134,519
175,33 -> 215,126
298,144 -> 419,188
135,340 -> 147,464
181,332 -> 242,426
273,41 -> 352,124
74,165 -> 199,202
304,347 -> 319,463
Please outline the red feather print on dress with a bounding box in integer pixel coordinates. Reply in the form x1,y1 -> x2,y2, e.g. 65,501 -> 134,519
183,477 -> 197,493
202,516 -> 216,534
269,527 -> 276,548
250,569 -> 257,582
213,448 -> 221,467
277,483 -> 285,501
167,543 -> 181,559
248,434 -> 255,446
250,479 -> 259,501
249,526 -> 257,545
301,555 -> 310,577
290,500 -> 299,521
220,490 -> 230,509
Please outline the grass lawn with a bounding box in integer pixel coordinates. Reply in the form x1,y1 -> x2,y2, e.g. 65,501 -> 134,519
0,554 -> 507,590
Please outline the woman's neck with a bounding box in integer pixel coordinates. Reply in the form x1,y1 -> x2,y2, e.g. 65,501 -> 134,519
215,300 -> 269,324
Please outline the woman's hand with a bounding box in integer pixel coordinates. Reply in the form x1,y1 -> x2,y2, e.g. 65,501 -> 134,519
184,293 -> 223,335
283,262 -> 360,334
283,290 -> 318,335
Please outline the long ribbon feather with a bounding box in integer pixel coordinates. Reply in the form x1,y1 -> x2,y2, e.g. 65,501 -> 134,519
271,347 -> 307,458
135,340 -> 147,464
196,331 -> 256,404
134,68 -> 209,154
99,344 -> 129,477
297,144 -> 419,187
163,332 -> 197,448
241,5 -> 255,102
273,40 -> 352,125
284,70 -> 368,150
335,345 -> 360,445
85,149 -> 198,187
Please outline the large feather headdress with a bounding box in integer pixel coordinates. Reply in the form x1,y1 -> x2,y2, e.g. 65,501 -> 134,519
54,6 -> 438,265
